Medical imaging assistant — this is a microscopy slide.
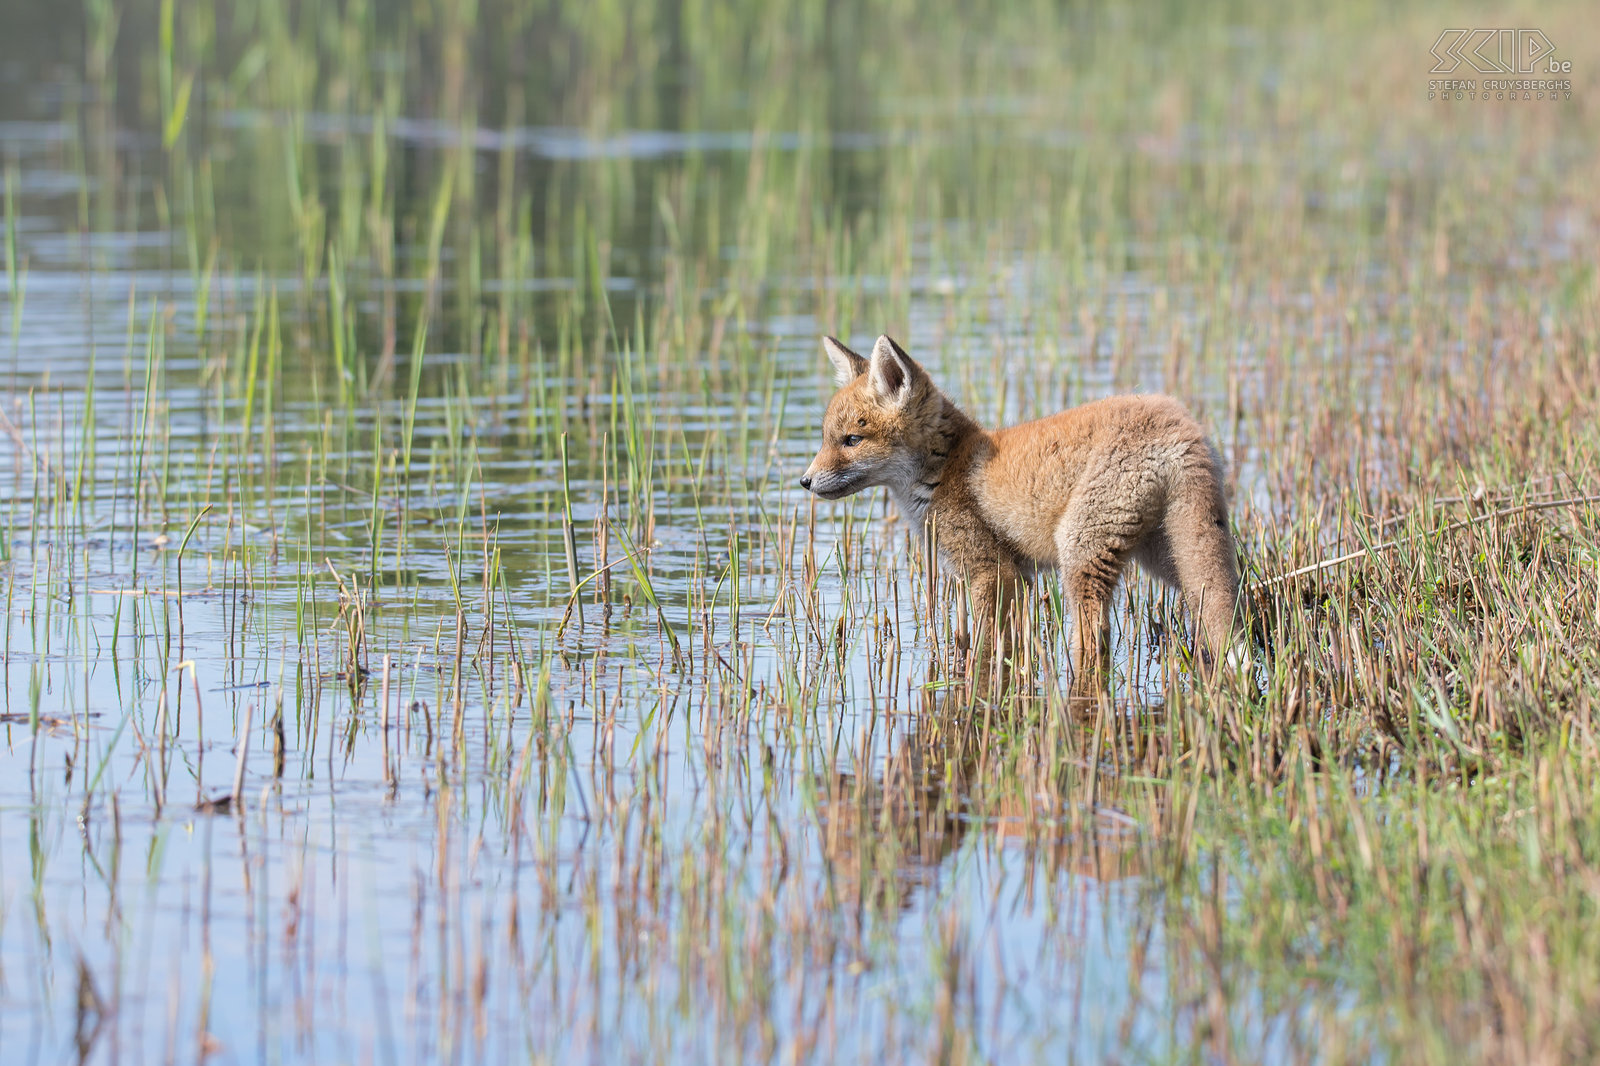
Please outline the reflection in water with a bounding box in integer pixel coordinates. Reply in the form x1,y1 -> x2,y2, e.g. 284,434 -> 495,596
811,705 -> 1149,922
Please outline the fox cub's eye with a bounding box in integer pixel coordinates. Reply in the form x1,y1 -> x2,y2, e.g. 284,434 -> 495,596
842,434 -> 864,447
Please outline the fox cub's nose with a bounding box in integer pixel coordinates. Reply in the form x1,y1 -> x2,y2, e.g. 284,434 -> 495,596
799,475 -> 813,490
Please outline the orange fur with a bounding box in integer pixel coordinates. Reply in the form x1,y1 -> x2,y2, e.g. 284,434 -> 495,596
801,334 -> 1241,696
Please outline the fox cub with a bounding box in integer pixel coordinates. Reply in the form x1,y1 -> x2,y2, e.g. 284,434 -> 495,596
801,334 -> 1240,693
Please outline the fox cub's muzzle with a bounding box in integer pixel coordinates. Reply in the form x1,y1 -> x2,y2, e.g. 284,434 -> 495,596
799,458 -> 859,500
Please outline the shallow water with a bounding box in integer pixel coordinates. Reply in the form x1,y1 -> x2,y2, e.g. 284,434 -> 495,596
0,295 -> 1187,1064
0,128 -> 1214,1066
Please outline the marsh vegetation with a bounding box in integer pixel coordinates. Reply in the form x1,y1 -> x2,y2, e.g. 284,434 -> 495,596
2,1 -> 1599,1061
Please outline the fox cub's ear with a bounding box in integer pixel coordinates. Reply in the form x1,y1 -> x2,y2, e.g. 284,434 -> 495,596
822,336 -> 868,387
868,335 -> 921,408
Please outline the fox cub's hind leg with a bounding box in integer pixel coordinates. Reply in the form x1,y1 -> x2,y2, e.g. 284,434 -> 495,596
1061,564 -> 1118,700
1056,481 -> 1161,699
1164,467 -> 1240,671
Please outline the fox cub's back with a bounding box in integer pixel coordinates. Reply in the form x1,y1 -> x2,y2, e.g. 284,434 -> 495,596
976,395 -> 1222,565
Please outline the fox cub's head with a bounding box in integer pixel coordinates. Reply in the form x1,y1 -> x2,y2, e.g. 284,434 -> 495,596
800,334 -> 940,500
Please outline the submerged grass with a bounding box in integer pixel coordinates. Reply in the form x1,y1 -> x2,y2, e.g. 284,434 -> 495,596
2,0 -> 1600,1061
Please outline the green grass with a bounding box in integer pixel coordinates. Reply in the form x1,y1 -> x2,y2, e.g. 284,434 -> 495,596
2,0 -> 1599,1061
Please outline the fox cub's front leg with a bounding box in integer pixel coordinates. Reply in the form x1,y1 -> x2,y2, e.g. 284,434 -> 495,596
957,560 -> 1029,697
